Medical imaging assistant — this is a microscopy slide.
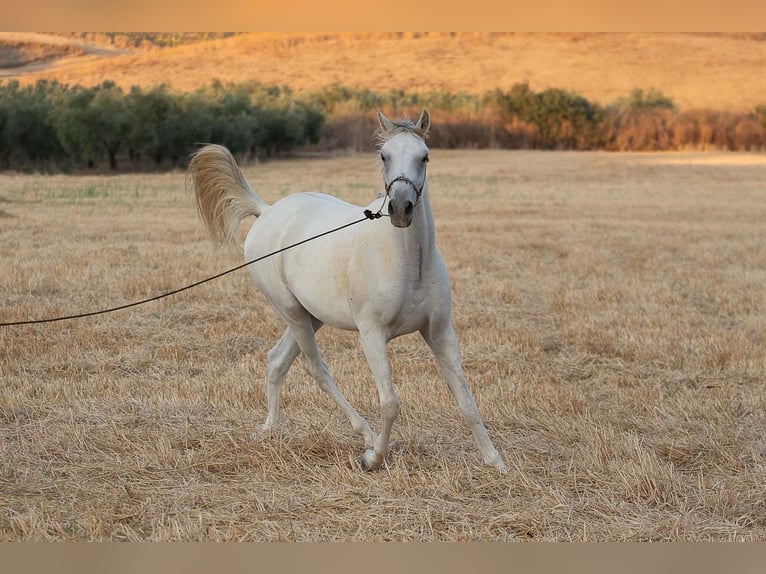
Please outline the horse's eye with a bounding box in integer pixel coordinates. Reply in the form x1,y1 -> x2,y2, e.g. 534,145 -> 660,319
380,153 -> 386,163
422,155 -> 429,164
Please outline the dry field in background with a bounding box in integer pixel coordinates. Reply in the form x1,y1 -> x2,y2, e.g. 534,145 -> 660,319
3,32 -> 766,111
1,150 -> 765,541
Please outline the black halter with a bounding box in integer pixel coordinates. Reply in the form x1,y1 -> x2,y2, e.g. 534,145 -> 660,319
364,167 -> 427,221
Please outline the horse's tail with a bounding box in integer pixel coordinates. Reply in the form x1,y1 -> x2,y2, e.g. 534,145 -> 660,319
187,144 -> 270,246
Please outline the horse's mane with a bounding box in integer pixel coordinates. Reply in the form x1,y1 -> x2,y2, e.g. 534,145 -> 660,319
375,118 -> 429,148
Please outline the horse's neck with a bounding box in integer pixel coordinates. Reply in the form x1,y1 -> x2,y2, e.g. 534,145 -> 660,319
396,182 -> 436,266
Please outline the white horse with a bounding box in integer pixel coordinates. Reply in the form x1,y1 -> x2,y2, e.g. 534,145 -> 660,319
188,109 -> 507,472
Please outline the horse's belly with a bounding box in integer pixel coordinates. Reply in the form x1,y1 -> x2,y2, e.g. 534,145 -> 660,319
302,299 -> 358,331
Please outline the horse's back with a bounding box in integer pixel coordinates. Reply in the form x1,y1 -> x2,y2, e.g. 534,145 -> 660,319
256,192 -> 374,235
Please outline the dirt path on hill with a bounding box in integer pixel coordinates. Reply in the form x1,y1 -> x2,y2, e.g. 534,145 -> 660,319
0,32 -> 132,79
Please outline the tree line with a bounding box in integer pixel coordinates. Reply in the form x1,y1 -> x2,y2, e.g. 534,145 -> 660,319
0,79 -> 323,172
1,79 -> 765,172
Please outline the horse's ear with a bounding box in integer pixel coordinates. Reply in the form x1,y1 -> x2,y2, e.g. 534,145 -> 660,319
415,109 -> 431,134
377,109 -> 395,132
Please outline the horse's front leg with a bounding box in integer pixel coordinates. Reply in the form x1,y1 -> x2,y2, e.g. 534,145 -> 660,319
358,327 -> 399,471
422,318 -> 508,473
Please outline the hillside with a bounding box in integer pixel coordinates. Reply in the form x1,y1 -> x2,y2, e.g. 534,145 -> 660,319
1,32 -> 766,112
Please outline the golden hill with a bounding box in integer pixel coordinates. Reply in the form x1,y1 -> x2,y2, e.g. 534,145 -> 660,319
2,32 -> 766,111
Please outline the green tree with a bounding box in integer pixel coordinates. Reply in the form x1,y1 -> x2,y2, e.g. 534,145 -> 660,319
89,82 -> 131,170
126,84 -> 186,166
0,80 -> 64,170
171,92 -> 215,165
51,81 -> 131,170
209,85 -> 259,157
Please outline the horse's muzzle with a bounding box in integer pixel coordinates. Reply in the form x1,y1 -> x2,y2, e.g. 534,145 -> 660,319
388,199 -> 414,228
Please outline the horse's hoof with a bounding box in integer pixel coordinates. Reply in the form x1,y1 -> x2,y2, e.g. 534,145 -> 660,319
248,423 -> 275,443
359,449 -> 382,471
485,454 -> 509,474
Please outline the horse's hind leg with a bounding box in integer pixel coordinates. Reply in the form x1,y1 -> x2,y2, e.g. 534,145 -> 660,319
256,318 -> 323,437
286,314 -> 376,449
259,327 -> 303,434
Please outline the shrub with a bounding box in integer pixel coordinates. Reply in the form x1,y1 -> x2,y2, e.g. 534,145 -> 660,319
489,83 -> 607,149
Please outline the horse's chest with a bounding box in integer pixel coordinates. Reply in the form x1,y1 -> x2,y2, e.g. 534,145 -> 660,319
385,263 -> 445,332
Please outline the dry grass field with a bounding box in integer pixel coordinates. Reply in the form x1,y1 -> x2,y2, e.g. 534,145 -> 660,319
3,32 -> 766,111
1,149 -> 765,541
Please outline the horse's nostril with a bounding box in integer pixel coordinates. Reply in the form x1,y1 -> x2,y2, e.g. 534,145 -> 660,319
388,202 -> 394,216
405,202 -> 414,216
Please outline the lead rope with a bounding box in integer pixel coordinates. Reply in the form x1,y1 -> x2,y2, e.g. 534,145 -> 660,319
0,210 -> 384,328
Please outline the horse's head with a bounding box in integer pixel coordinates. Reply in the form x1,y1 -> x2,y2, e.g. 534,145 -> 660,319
377,109 -> 430,228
